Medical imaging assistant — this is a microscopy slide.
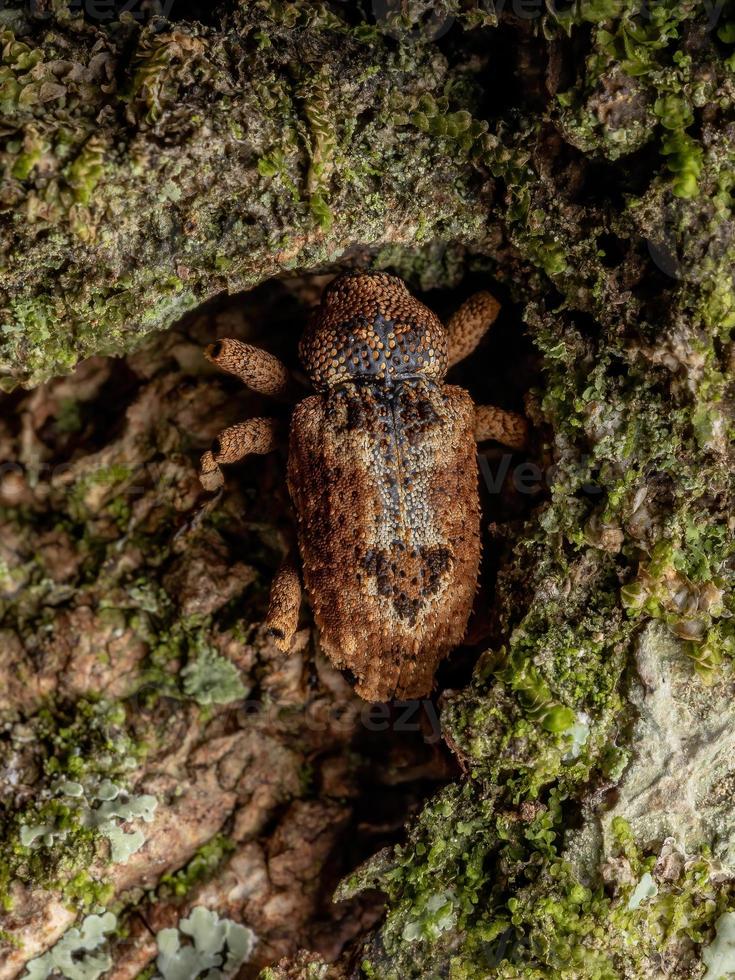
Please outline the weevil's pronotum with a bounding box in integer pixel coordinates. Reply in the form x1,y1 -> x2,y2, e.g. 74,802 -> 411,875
200,272 -> 527,702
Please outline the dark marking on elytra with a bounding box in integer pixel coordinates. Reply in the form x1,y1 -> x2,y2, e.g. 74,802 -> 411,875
362,544 -> 453,624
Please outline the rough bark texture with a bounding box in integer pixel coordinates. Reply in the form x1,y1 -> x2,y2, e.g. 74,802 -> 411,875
2,1 -> 735,979
0,0 -> 496,389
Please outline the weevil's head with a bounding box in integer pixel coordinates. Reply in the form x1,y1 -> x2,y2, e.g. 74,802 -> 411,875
299,272 -> 448,390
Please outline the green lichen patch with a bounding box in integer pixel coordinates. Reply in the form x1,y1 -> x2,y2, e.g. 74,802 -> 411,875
0,3 -> 495,388
442,546 -> 630,800
157,833 -> 235,901
153,906 -> 256,980
0,698 -> 149,910
180,648 -> 248,706
21,911 -> 117,980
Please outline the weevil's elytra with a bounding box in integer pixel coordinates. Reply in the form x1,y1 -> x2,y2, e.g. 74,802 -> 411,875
200,272 -> 528,702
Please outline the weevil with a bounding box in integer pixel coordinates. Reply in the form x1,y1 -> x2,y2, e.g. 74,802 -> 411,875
200,272 -> 527,702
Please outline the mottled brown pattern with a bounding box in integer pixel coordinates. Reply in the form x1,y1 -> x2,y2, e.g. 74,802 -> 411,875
288,382 -> 479,701
200,272 -> 528,702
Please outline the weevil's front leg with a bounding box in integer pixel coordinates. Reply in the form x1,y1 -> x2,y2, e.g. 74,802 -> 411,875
474,404 -> 528,450
199,417 -> 279,491
206,339 -> 293,399
446,291 -> 501,369
264,553 -> 302,651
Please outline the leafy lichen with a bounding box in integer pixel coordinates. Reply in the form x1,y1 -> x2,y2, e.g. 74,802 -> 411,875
0,699 -> 149,910
181,648 -> 248,706
154,906 -> 256,980
21,911 -> 117,980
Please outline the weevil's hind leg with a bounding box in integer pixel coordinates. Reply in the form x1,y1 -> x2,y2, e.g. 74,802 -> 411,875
474,404 -> 528,450
446,291 -> 501,369
206,339 -> 294,399
199,417 -> 279,491
264,553 -> 302,652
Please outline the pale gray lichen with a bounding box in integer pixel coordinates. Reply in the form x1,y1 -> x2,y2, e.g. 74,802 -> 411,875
181,649 -> 248,706
20,778 -> 157,866
154,906 -> 256,980
703,911 -> 735,980
399,890 -> 458,945
627,872 -> 658,911
83,781 -> 157,863
562,711 -> 591,762
21,912 -> 116,980
567,623 -> 735,879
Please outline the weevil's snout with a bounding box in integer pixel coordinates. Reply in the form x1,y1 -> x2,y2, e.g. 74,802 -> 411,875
300,271 -> 448,390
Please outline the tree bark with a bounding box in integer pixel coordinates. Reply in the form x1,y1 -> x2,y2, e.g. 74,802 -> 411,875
1,2 -> 735,979
0,1 -> 494,389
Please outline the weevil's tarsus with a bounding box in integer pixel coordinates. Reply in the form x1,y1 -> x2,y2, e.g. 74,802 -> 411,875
205,338 -> 293,399
198,417 -> 279,490
264,554 -> 302,652
199,449 -> 224,491
446,291 -> 501,369
474,404 -> 528,450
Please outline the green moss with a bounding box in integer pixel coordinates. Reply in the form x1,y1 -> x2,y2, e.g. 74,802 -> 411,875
157,833 -> 235,900
65,137 -> 105,207
348,777 -> 735,978
0,698 -> 146,910
0,928 -> 22,949
61,872 -> 115,911
654,95 -> 703,199
0,6 -> 495,388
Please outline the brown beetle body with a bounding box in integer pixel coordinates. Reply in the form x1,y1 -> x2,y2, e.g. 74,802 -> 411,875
288,381 -> 480,701
199,273 -> 527,702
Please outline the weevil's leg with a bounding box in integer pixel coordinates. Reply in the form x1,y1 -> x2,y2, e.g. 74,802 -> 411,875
474,404 -> 528,450
206,339 -> 293,399
264,553 -> 302,651
199,417 -> 279,491
446,291 -> 501,369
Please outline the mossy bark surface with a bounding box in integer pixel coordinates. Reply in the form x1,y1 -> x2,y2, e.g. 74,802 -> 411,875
0,0 -> 495,389
1,1 -> 735,979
